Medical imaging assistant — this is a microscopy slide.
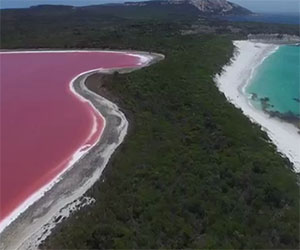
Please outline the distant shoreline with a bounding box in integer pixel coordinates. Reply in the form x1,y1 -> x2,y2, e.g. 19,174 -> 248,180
215,40 -> 300,172
215,12 -> 300,25
0,1 -> 124,10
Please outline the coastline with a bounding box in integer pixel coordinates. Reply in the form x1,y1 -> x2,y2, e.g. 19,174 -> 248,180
0,50 -> 164,250
215,40 -> 300,172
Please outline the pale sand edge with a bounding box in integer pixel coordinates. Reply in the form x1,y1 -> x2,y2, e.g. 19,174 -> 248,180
215,40 -> 300,172
0,51 -> 164,250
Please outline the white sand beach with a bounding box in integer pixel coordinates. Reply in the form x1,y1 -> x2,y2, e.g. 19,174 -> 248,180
215,40 -> 300,172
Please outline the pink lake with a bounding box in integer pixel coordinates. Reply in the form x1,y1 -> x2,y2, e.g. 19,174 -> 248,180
0,51 -> 140,226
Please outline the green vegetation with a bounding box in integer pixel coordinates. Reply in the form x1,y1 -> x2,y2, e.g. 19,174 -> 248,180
1,4 -> 298,49
1,4 -> 299,249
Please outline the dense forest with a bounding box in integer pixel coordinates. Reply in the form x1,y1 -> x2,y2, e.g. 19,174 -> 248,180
1,3 -> 299,49
1,3 -> 299,249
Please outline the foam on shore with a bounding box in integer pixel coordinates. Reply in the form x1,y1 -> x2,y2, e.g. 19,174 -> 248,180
215,40 -> 300,172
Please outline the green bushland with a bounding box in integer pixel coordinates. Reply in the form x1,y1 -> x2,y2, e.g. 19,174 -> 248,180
44,35 -> 298,249
1,4 -> 299,249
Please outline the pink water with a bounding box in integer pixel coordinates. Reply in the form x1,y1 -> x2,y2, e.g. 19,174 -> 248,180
0,51 -> 140,224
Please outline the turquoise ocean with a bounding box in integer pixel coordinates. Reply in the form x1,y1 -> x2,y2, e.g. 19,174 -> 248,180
246,45 -> 300,117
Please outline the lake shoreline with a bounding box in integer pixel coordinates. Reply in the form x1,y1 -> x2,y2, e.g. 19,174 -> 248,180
0,50 -> 164,250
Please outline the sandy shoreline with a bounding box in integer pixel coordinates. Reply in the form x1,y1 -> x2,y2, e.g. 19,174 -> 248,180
0,50 -> 164,250
215,40 -> 300,172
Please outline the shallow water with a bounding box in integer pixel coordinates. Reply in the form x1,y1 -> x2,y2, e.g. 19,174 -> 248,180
0,51 -> 139,224
246,45 -> 300,117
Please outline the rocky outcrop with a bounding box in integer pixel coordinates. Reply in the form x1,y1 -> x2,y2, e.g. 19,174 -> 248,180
189,0 -> 233,13
125,0 -> 252,15
188,0 -> 252,14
